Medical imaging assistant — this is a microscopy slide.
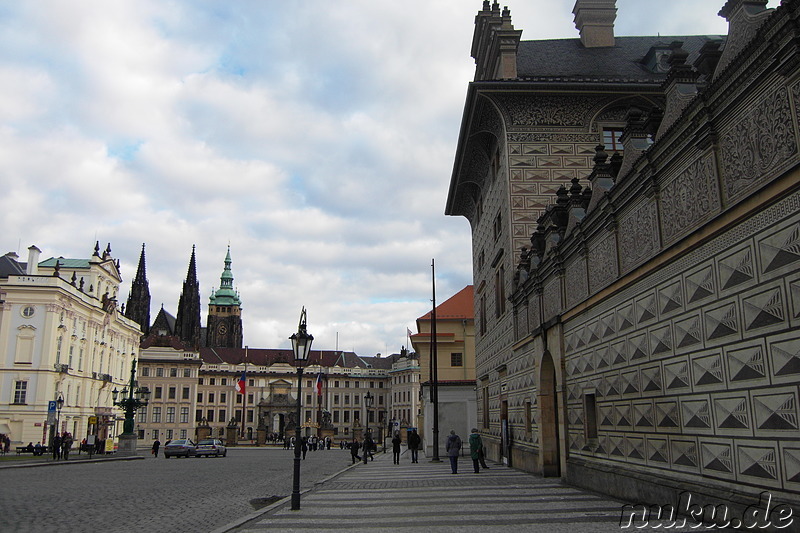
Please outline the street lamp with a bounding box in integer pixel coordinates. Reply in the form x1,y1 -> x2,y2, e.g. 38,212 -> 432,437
290,307 -> 313,511
111,359 -> 151,456
51,394 -> 64,456
363,391 -> 373,464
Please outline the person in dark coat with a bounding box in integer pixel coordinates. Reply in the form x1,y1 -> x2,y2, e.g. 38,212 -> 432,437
445,429 -> 462,474
391,432 -> 402,464
301,436 -> 308,460
350,437 -> 361,464
408,429 -> 421,463
468,428 -> 484,473
52,434 -> 62,460
151,439 -> 161,458
363,434 -> 375,462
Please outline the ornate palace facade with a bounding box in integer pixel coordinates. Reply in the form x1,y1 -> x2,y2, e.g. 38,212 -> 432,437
447,0 -> 799,516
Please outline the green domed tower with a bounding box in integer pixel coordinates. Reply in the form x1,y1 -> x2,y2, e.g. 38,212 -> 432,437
206,246 -> 243,348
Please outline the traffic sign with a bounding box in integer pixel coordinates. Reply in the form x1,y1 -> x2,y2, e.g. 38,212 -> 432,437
88,416 -> 98,425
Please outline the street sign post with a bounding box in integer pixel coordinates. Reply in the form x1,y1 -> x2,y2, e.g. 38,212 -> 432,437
47,401 -> 56,425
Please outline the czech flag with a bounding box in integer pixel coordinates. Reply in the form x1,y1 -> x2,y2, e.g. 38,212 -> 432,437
315,373 -> 323,396
235,371 -> 246,395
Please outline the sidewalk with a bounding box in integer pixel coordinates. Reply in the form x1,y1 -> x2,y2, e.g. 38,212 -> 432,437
0,453 -> 144,469
217,448 -> 637,533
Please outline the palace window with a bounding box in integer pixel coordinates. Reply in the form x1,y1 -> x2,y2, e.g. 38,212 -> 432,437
168,387 -> 176,400
182,387 -> 190,400
152,407 -> 162,423
166,407 -> 175,423
602,128 -> 624,152
180,407 -> 189,424
451,353 -> 463,367
13,381 -> 27,404
154,387 -> 162,399
584,393 -> 598,441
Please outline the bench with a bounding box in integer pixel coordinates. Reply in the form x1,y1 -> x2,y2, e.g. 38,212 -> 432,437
16,446 -> 47,456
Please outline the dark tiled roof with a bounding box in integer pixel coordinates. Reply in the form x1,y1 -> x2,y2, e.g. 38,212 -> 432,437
516,35 -> 725,83
0,255 -> 25,277
199,348 -> 365,369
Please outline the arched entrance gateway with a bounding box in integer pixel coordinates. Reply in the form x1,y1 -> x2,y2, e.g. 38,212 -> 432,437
539,351 -> 560,477
256,380 -> 297,439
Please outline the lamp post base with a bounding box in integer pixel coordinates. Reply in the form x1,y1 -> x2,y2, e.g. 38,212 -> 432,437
117,434 -> 138,456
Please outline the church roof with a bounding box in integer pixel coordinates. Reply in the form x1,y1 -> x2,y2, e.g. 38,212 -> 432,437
515,35 -> 725,84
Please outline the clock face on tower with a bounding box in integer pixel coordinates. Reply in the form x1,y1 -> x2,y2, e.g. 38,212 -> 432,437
218,323 -> 228,336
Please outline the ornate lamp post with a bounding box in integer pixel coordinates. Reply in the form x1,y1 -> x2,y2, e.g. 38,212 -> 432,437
51,394 -> 64,454
290,308 -> 313,511
362,391 -> 374,464
112,359 -> 151,456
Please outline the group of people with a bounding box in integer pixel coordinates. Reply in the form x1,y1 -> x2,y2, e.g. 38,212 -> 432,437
446,428 -> 488,474
51,431 -> 75,460
285,435 -> 332,457
348,433 -> 377,463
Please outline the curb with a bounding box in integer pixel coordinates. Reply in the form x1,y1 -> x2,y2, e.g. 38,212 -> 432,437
211,449 -> 391,533
0,455 -> 145,469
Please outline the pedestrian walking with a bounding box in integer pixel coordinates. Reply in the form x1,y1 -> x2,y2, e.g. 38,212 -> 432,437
301,436 -> 308,460
445,429 -> 461,474
350,437 -> 361,464
151,439 -> 161,458
469,428 -> 484,473
391,431 -> 402,464
363,434 -> 375,463
408,429 -> 421,463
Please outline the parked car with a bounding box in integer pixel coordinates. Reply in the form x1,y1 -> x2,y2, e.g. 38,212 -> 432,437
163,439 -> 196,458
195,438 -> 227,458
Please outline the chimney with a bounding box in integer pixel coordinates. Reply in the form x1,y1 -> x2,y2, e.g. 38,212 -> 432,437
573,0 -> 616,48
26,245 -> 41,275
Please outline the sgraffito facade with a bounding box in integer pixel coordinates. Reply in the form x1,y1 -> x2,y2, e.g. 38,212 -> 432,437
447,0 -> 800,515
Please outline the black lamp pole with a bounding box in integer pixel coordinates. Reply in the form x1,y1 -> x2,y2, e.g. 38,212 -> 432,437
51,394 -> 64,455
290,308 -> 313,511
363,391 -> 373,464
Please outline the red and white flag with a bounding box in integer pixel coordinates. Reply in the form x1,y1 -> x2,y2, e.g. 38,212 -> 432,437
235,371 -> 246,395
315,373 -> 323,396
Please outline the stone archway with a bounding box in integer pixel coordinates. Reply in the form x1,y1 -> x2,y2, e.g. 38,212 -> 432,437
539,351 -> 560,477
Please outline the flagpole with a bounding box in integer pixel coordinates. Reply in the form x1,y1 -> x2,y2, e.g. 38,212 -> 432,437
240,346 -> 248,439
430,259 -> 440,462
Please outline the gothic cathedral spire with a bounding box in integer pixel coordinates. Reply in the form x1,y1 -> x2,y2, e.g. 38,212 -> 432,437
206,245 -> 243,348
175,245 -> 202,348
125,243 -> 151,335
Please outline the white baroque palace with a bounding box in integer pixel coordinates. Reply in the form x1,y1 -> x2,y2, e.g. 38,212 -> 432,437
0,243 -> 143,447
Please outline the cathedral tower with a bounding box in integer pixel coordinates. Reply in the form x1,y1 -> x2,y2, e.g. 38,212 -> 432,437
174,245 -> 202,348
124,243 -> 151,335
206,246 -> 243,348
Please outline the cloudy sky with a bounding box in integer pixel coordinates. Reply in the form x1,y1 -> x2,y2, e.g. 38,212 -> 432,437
0,0 -> 778,356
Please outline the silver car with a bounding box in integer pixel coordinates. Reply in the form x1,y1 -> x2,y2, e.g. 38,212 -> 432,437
163,439 -> 196,458
195,438 -> 227,457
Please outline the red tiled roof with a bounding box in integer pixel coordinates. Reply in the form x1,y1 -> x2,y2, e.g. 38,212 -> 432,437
417,285 -> 473,321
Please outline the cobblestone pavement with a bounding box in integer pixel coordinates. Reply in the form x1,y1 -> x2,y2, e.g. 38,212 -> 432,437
0,447 -> 350,533
223,450 -> 717,533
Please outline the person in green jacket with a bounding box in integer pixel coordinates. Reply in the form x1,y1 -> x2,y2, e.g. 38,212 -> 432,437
469,428 -> 483,473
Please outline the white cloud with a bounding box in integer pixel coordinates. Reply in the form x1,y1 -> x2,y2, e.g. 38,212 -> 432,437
0,0 -> 753,355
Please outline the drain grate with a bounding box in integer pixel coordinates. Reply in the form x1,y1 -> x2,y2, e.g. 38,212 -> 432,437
249,496 -> 283,510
